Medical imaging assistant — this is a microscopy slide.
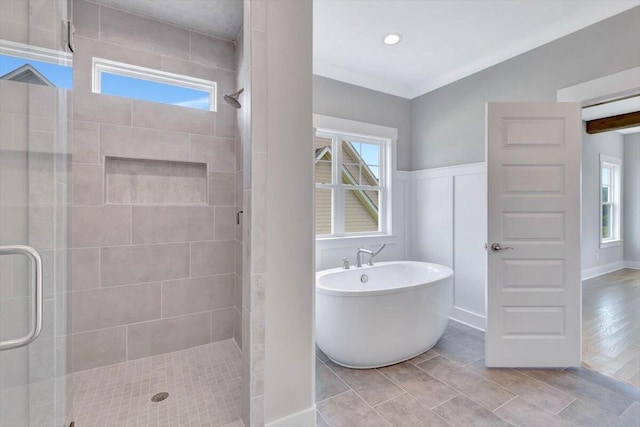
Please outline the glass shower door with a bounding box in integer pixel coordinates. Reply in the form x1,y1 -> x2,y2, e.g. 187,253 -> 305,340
0,1 -> 71,426
0,80 -> 71,427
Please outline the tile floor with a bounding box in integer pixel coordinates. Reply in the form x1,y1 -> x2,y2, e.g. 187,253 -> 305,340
316,320 -> 640,427
70,339 -> 242,427
582,269 -> 639,387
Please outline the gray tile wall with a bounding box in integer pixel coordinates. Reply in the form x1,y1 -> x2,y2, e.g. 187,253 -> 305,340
68,0 -> 240,372
238,1 -> 268,424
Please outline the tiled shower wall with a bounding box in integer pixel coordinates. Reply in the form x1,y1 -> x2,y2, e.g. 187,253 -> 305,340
68,0 -> 241,373
237,0 -> 268,424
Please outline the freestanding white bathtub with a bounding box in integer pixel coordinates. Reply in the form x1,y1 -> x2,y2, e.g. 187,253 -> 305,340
316,261 -> 453,368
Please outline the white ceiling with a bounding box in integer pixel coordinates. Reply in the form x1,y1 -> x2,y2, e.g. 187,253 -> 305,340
95,0 -> 243,41
314,0 -> 640,99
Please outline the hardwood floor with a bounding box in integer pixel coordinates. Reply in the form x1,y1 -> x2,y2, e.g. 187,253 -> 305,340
582,268 -> 640,387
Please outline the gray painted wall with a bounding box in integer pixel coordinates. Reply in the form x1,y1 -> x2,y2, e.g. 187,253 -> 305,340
313,75 -> 412,171
624,133 -> 640,264
581,130 -> 624,271
410,7 -> 640,170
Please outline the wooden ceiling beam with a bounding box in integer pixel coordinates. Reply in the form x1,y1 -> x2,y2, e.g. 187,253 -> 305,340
586,111 -> 640,134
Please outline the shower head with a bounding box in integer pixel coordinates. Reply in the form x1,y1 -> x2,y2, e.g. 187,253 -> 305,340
223,88 -> 244,109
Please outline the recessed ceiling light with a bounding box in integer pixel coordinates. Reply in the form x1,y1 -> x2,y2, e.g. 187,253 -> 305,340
383,33 -> 402,45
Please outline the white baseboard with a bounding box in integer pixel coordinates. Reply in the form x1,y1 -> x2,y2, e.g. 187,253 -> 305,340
582,261 -> 626,280
450,306 -> 486,331
265,405 -> 316,427
624,260 -> 640,270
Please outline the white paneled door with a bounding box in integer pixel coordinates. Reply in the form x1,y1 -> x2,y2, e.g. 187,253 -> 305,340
486,103 -> 581,367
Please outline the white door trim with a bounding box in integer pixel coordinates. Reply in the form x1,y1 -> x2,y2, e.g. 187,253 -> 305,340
557,66 -> 640,105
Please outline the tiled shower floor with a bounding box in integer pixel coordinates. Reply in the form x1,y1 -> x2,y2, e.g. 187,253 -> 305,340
70,340 -> 242,427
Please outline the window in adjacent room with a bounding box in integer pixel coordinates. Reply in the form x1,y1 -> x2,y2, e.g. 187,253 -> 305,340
0,40 -> 73,89
314,129 -> 391,237
600,154 -> 622,247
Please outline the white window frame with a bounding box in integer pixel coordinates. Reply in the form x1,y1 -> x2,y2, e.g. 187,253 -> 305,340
0,39 -> 72,66
600,154 -> 622,248
313,115 -> 396,239
92,57 -> 217,111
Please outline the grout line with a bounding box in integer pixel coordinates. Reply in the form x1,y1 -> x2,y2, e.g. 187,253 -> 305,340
68,271 -> 234,291
620,401 -> 639,419
371,391 -> 407,408
554,397 -> 577,415
463,355 -> 485,367
375,364 -> 460,412
491,395 -> 518,413
69,238 -> 236,250
429,393 -> 460,411
209,310 -> 213,343
316,409 -> 331,427
378,355 -> 520,425
315,389 -> 352,405
65,309 -> 214,339
369,406 -> 394,427
323,362 -> 394,426
124,323 -> 128,361
515,368 -> 581,401
422,353 -> 579,420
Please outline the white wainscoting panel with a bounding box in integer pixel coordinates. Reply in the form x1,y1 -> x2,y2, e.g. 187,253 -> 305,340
454,173 -> 487,324
411,176 -> 453,267
409,163 -> 487,330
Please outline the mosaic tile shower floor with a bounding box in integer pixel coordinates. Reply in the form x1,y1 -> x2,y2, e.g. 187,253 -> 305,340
70,340 -> 242,427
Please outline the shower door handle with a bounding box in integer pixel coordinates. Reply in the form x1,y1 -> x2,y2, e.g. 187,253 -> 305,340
0,245 -> 43,351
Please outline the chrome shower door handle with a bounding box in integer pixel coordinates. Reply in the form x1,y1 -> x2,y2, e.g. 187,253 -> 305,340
490,243 -> 514,252
0,245 -> 43,351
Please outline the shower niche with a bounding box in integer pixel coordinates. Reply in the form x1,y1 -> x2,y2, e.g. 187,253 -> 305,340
105,157 -> 208,205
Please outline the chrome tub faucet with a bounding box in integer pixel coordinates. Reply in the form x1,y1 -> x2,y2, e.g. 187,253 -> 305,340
355,244 -> 386,267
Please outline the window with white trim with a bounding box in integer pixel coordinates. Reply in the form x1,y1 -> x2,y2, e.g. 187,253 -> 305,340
0,40 -> 73,89
600,155 -> 622,246
92,58 -> 217,111
314,129 -> 391,237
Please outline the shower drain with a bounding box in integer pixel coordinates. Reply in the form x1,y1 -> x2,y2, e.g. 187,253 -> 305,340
151,392 -> 169,402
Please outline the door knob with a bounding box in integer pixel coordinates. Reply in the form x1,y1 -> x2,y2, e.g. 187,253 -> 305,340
491,243 -> 514,252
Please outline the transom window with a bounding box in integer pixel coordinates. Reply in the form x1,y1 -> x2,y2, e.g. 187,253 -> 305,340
92,58 -> 216,111
600,155 -> 622,246
315,130 -> 390,237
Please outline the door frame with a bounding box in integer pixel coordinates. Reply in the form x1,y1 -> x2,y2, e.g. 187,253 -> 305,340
554,67 -> 640,363
557,67 -> 640,107
481,68 -> 640,367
